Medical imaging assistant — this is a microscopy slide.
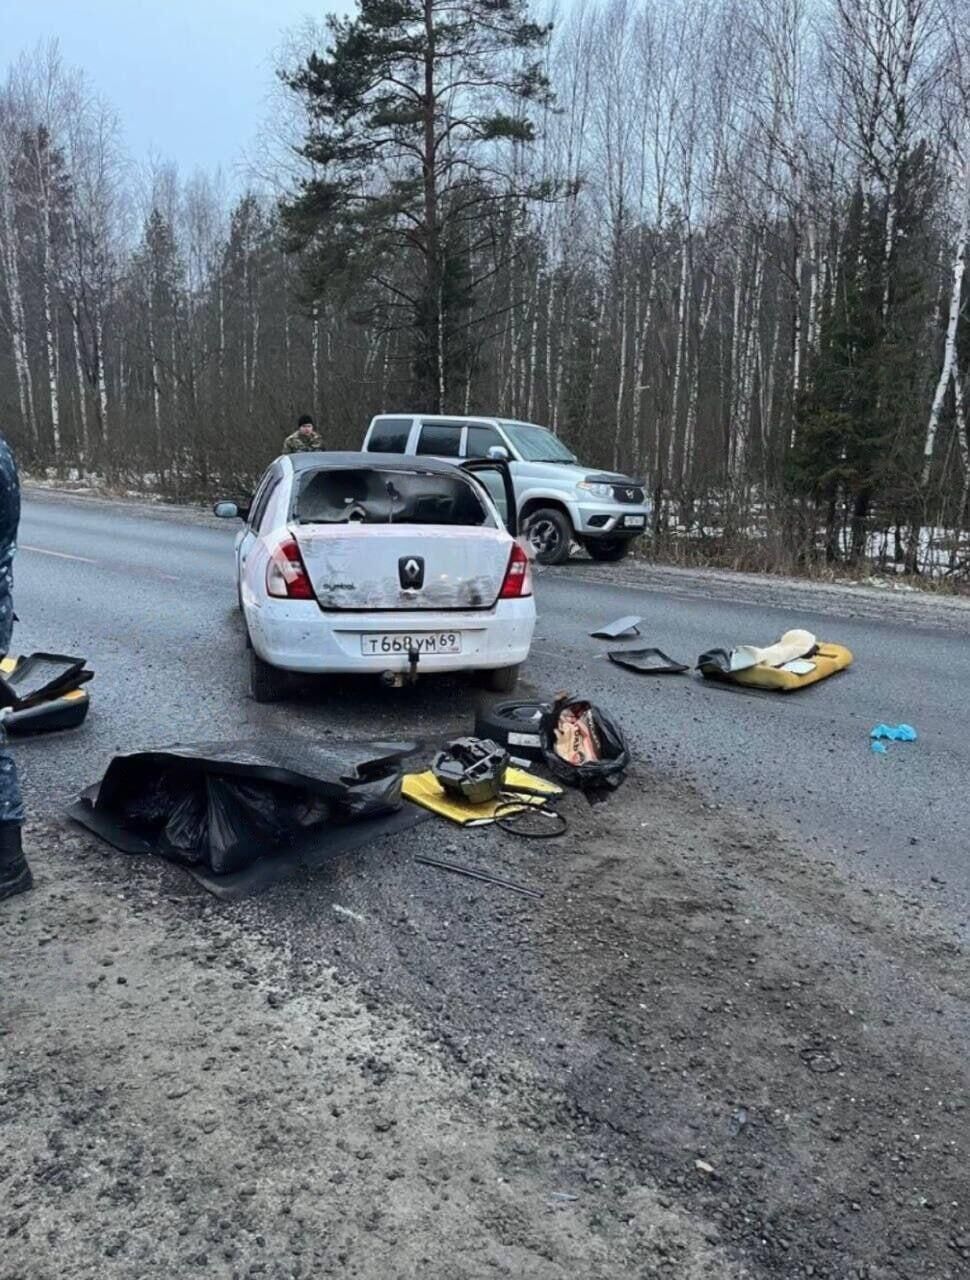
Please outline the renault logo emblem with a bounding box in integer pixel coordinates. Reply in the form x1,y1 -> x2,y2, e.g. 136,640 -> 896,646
399,556 -> 424,589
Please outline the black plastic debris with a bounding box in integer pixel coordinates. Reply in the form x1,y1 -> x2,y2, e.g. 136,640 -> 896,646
0,652 -> 91,709
696,648 -> 736,678
414,854 -> 543,900
68,739 -> 420,886
432,737 -> 509,805
590,616 -> 641,640
607,647 -> 688,675
539,696 -> 630,795
0,652 -> 93,737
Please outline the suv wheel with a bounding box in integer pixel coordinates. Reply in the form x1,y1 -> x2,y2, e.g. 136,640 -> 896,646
250,651 -> 290,703
524,508 -> 572,566
584,538 -> 631,563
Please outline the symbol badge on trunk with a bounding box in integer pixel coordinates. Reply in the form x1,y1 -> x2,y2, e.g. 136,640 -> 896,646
399,556 -> 425,589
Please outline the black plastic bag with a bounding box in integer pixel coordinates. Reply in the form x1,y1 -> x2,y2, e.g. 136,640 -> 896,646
539,696 -> 630,795
206,777 -> 294,875
75,739 -> 409,876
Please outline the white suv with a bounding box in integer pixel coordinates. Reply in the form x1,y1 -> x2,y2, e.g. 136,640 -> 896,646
362,414 -> 650,565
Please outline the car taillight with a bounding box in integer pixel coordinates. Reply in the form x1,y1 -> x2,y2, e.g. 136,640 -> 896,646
499,541 -> 532,599
266,537 -> 314,600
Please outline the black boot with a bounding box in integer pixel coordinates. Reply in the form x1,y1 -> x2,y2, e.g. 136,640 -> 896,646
0,822 -> 32,901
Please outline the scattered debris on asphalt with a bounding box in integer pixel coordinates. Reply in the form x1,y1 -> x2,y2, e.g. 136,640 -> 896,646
67,740 -> 419,890
431,737 -> 509,805
403,762 -> 561,825
0,651 -> 93,736
590,615 -> 642,639
697,633 -> 853,692
870,722 -> 918,753
607,646 -> 688,675
540,695 -> 629,794
414,853 -> 543,899
493,799 -> 568,838
474,699 -> 548,761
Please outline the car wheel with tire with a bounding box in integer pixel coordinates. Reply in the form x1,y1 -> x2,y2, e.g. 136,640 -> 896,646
524,508 -> 572,566
473,698 -> 549,761
250,651 -> 290,703
476,664 -> 521,694
584,537 -> 632,563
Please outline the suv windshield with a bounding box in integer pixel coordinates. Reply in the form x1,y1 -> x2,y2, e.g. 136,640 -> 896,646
294,467 -> 493,527
500,422 -> 577,464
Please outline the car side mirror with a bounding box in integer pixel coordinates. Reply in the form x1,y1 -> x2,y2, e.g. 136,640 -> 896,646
213,501 -> 241,519
487,445 -> 510,462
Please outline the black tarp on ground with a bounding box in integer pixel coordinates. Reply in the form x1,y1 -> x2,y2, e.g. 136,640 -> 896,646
68,739 -> 428,896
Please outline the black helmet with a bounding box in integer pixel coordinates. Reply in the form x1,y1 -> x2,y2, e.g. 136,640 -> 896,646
432,737 -> 509,806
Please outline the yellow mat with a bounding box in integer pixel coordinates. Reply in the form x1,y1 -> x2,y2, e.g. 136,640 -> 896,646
722,642 -> 853,692
403,767 -> 563,826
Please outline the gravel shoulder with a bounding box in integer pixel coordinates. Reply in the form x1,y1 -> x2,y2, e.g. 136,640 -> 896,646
3,763 -> 967,1280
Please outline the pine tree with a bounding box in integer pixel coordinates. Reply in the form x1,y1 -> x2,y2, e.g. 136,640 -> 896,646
280,0 -> 556,410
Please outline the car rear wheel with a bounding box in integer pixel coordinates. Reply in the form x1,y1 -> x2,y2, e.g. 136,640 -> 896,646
250,651 -> 290,703
524,508 -> 572,566
584,537 -> 632,563
476,665 -> 521,694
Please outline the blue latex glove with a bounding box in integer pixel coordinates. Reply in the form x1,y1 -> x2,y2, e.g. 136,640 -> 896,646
870,723 -> 918,742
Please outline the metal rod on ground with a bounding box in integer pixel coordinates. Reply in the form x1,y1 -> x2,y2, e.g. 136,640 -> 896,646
413,855 -> 543,899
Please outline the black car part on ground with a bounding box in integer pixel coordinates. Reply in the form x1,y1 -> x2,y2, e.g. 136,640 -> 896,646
473,700 -> 550,762
69,739 -> 416,881
432,737 -> 509,806
414,854 -> 543,900
493,799 -> 568,839
539,695 -> 630,796
0,652 -> 90,709
590,616 -> 642,640
4,690 -> 90,737
607,647 -> 689,675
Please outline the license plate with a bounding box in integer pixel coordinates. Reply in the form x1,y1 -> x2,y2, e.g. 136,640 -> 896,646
623,515 -> 646,528
360,632 -> 462,656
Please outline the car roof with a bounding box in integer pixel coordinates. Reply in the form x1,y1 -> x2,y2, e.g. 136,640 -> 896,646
287,450 -> 469,477
370,414 -> 548,432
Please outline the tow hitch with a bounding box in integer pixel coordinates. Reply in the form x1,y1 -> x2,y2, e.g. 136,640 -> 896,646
380,647 -> 421,689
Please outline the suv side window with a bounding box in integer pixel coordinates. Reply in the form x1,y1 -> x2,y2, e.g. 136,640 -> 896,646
249,469 -> 281,532
464,424 -> 505,458
367,417 -> 412,453
416,422 -> 463,457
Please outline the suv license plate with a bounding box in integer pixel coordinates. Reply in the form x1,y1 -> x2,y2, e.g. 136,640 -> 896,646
361,632 -> 461,656
623,515 -> 646,528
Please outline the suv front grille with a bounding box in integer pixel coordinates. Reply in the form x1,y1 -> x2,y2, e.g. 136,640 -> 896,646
612,485 -> 645,504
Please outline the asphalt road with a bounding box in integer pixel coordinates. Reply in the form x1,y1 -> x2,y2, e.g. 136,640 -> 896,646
15,489 -> 970,932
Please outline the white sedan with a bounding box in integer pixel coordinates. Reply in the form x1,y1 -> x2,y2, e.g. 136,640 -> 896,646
215,452 -> 535,702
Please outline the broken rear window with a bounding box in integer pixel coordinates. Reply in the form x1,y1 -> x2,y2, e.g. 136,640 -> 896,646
294,467 -> 493,527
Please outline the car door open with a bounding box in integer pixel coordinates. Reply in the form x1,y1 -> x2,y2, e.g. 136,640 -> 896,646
460,459 -> 517,536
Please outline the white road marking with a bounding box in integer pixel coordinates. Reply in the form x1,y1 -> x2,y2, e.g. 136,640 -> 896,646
21,545 -> 96,564
332,903 -> 366,924
21,544 -> 180,582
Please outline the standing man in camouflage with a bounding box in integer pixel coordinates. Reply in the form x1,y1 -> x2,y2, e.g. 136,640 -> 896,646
0,432 -> 29,901
282,414 -> 323,454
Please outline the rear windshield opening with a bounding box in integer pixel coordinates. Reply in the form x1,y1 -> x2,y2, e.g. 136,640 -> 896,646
295,468 -> 492,527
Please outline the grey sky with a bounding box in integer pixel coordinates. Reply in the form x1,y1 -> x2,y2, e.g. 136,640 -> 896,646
1,0 -> 353,177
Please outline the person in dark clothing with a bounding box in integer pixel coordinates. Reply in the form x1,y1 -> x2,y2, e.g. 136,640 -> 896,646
0,432 -> 29,901
283,414 -> 324,454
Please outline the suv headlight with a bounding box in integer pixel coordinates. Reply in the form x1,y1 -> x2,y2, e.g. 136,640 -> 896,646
577,481 -> 614,500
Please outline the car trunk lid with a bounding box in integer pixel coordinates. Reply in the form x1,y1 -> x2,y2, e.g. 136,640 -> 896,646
291,524 -> 512,611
